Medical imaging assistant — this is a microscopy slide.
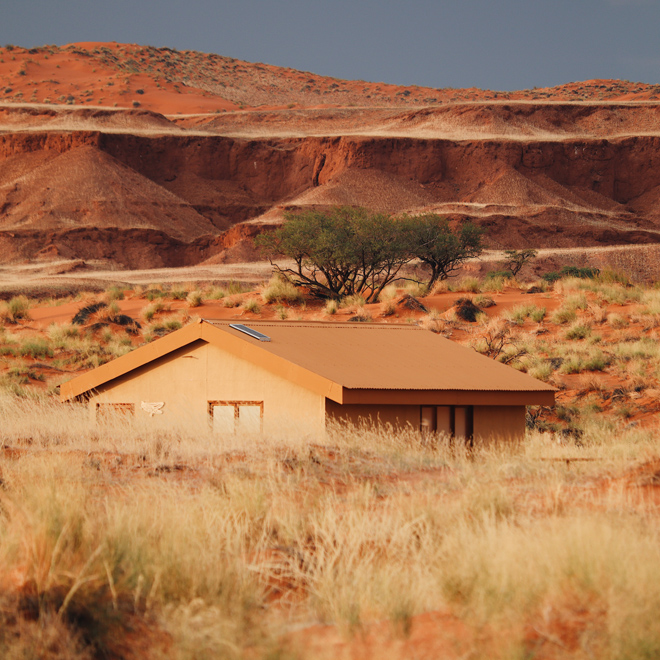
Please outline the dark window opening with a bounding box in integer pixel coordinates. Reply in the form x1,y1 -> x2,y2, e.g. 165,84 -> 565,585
420,405 -> 473,442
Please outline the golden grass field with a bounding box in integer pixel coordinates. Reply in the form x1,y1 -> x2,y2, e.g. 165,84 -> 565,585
0,269 -> 660,658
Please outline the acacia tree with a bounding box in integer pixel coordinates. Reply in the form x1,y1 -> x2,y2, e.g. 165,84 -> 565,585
256,206 -> 414,303
405,213 -> 485,288
256,207 -> 486,300
503,248 -> 538,276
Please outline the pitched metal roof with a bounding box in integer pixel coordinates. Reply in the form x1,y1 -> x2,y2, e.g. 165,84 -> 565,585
60,319 -> 555,405
213,320 -> 554,392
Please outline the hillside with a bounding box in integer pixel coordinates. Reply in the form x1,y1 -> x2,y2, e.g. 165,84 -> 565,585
1,42 -> 660,269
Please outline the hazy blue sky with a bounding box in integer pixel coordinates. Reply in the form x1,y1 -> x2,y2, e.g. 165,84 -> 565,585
2,0 -> 659,91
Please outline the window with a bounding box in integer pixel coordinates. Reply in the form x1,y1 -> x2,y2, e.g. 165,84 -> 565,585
420,405 -> 473,441
208,401 -> 263,434
96,403 -> 135,420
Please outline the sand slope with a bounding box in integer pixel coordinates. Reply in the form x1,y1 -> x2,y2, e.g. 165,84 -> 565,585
0,145 -> 216,240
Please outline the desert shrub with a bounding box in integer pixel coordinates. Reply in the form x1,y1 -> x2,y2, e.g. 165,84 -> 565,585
7,366 -> 45,383
612,339 -> 660,361
186,290 -> 204,308
607,313 -> 628,329
261,274 -> 304,304
528,362 -> 553,382
0,296 -> 31,323
377,284 -> 399,302
242,298 -> 261,314
18,338 -> 53,359
381,300 -> 397,316
341,294 -> 366,309
543,266 -> 600,283
564,322 -> 592,340
142,301 -> 167,322
324,300 -> 339,315
144,288 -> 165,301
481,274 -> 509,293
227,281 -> 252,295
169,288 -> 188,301
72,302 -> 106,325
430,279 -> 450,294
275,305 -> 288,320
505,304 -> 545,326
105,285 -> 125,301
148,316 -> 183,338
456,276 -> 481,293
402,281 -> 428,298
551,306 -> 577,325
223,296 -> 241,309
485,269 -> 510,280
453,298 -> 483,322
348,307 -> 373,322
207,287 -> 227,300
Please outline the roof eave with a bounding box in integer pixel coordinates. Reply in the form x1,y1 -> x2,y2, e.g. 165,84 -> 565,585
341,388 -> 555,406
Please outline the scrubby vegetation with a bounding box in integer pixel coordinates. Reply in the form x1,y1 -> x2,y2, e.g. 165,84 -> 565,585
0,271 -> 659,656
0,400 -> 658,658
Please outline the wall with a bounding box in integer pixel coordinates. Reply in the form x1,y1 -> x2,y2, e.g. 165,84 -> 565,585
473,405 -> 526,442
325,400 -> 420,430
327,400 -> 527,442
89,340 -> 326,437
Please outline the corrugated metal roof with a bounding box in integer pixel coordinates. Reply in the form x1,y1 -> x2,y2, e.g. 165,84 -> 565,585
207,320 -> 555,393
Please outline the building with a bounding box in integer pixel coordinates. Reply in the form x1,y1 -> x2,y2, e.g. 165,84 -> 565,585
60,319 -> 555,440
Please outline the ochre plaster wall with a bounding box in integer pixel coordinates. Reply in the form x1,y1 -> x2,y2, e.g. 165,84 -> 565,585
90,340 -> 326,435
473,405 -> 526,442
325,400 -> 420,430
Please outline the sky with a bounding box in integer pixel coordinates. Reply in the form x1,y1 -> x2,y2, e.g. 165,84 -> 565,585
1,0 -> 659,91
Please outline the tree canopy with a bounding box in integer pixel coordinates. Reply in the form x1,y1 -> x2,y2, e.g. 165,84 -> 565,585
256,207 -> 485,302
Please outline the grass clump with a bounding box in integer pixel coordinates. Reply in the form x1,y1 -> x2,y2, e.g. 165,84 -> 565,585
186,290 -> 204,308
456,276 -> 480,293
324,300 -> 339,316
105,285 -> 125,301
261,274 -> 304,304
505,304 -> 546,325
0,295 -> 31,323
18,338 -> 53,359
242,298 -> 261,314
564,321 -> 592,340
142,301 -> 168,322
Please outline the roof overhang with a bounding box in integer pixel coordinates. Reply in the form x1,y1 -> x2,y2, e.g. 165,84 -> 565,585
341,389 -> 555,406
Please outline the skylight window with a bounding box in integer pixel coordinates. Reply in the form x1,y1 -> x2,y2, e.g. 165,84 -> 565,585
229,324 -> 271,342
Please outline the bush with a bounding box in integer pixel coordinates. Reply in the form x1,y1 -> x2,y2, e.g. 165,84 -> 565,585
186,290 -> 204,308
543,266 -> 600,283
105,285 -> 125,301
505,304 -> 546,325
0,296 -> 31,323
552,306 -> 578,325
242,298 -> 261,314
324,300 -> 339,315
19,338 -> 53,359
261,275 -> 304,304
564,322 -> 592,340
485,270 -> 511,280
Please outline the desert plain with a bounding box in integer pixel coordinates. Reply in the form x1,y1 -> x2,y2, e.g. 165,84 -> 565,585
0,41 -> 660,659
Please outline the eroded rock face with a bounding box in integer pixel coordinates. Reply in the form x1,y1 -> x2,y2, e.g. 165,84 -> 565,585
2,109 -> 660,267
